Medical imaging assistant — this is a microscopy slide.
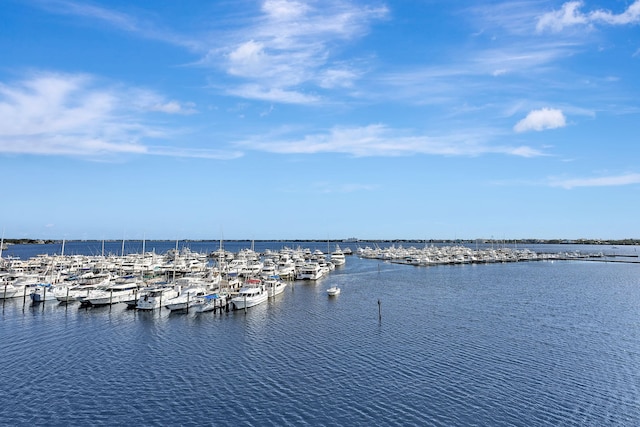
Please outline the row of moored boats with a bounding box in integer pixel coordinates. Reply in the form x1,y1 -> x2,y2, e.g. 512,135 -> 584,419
0,245 -> 349,312
356,245 -> 559,265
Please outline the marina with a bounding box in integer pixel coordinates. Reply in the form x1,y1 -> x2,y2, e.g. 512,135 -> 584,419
1,241 -> 640,426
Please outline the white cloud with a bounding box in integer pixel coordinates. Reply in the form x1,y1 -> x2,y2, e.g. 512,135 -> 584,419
514,108 -> 566,133
213,0 -> 388,103
262,0 -> 310,20
150,101 -> 197,114
536,1 -> 588,32
236,124 -> 545,158
0,72 -> 233,159
312,181 -> 377,194
35,0 -> 202,50
550,173 -> 640,189
227,84 -> 321,104
590,1 -> 640,25
537,0 -> 640,32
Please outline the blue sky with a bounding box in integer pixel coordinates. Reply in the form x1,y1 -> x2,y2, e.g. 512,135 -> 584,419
1,0 -> 639,241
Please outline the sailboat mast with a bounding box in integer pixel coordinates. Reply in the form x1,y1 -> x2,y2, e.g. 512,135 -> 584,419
173,239 -> 178,282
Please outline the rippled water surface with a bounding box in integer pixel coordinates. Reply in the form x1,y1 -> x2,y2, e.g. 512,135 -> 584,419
2,243 -> 640,426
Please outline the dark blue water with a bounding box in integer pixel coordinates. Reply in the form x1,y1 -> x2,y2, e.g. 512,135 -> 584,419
2,242 -> 640,426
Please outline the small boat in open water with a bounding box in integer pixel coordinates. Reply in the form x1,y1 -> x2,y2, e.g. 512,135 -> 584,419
326,286 -> 341,296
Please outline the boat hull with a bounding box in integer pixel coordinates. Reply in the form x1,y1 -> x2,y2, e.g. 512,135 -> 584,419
231,292 -> 268,310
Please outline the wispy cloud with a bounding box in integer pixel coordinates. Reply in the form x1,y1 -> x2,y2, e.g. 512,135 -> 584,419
550,173 -> 640,189
32,0 -> 202,50
312,181 -> 377,193
0,72 -> 238,159
206,0 -> 388,104
537,0 -> 640,32
226,84 -> 322,104
236,124 -> 545,157
514,108 -> 567,132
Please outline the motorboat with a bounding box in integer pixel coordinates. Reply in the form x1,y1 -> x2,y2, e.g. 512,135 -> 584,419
136,285 -> 179,310
330,246 -> 346,266
192,292 -> 229,313
231,279 -> 268,310
86,282 -> 141,306
276,257 -> 296,278
327,286 -> 341,296
1,274 -> 40,299
295,262 -> 327,280
164,287 -> 208,311
263,275 -> 287,297
1,282 -> 26,299
30,284 -> 59,302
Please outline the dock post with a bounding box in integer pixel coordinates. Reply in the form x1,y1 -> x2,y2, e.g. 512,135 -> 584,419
378,299 -> 381,322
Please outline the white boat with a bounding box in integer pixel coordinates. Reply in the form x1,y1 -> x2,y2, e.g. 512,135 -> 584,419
1,282 -> 25,299
330,246 -> 346,266
64,275 -> 112,304
164,287 -> 208,311
327,286 -> 341,296
136,286 -> 179,310
54,284 -> 79,303
86,282 -> 140,306
276,260 -> 296,278
192,292 -> 229,313
231,279 -> 268,310
260,260 -> 278,278
1,274 -> 40,299
30,284 -> 58,302
225,259 -> 248,276
263,275 -> 287,297
296,262 -> 326,280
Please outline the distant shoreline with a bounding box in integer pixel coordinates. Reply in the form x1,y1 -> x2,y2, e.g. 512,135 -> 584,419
2,238 -> 640,246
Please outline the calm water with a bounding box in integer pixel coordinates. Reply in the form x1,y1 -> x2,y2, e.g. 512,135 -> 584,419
2,242 -> 640,426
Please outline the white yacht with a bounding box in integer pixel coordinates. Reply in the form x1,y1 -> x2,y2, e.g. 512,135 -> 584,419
30,284 -> 59,302
231,279 -> 268,310
276,258 -> 296,278
263,275 -> 287,297
136,285 -> 179,310
192,292 -> 229,313
330,246 -> 346,266
86,282 -> 140,306
1,274 -> 40,299
260,260 -> 278,278
164,287 -> 208,311
225,259 -> 248,276
296,262 -> 326,280
1,282 -> 32,299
